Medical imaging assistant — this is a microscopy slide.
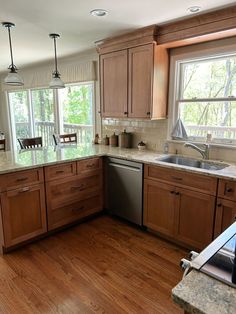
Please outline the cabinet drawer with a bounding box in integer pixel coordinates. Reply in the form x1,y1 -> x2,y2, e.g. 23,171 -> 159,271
77,158 -> 102,176
218,179 -> 236,201
46,172 -> 102,210
145,165 -> 217,195
48,194 -> 103,230
44,162 -> 76,182
0,168 -> 44,191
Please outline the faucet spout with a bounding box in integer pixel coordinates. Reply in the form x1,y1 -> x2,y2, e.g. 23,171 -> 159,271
184,142 -> 210,160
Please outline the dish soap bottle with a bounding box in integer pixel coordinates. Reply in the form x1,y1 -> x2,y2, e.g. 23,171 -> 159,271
163,142 -> 169,154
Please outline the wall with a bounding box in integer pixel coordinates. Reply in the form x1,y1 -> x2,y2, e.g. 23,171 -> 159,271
102,118 -> 168,151
102,118 -> 236,163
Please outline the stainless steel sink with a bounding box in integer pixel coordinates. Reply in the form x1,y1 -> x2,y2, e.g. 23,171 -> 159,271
157,155 -> 229,171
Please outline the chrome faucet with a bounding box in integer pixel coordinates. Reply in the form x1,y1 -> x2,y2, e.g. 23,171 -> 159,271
184,142 -> 210,160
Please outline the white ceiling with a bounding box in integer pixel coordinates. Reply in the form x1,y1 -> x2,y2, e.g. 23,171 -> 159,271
0,0 -> 235,72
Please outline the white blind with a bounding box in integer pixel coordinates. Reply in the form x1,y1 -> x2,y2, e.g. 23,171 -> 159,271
1,60 -> 97,91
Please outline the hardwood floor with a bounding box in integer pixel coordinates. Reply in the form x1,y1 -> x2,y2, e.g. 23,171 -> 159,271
0,215 -> 187,313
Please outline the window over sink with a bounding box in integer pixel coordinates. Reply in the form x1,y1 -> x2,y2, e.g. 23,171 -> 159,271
8,82 -> 94,149
169,38 -> 236,146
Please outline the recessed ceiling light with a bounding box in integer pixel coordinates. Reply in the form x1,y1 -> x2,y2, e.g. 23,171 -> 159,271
90,9 -> 108,17
188,6 -> 201,13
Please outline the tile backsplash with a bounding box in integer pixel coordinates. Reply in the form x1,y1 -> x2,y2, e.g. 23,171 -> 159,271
102,118 -> 236,163
102,118 -> 168,151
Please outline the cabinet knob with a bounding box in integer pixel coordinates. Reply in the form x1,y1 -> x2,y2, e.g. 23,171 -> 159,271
124,111 -> 128,115
175,192 -> 180,195
147,112 -> 151,115
170,191 -> 175,194
98,110 -> 101,114
217,203 -> 222,207
226,188 -> 233,193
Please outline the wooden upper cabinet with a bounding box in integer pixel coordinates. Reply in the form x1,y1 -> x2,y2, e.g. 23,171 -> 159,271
100,50 -> 128,118
128,44 -> 153,118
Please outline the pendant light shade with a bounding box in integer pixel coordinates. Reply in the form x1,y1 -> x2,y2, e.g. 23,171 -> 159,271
2,22 -> 24,86
49,33 -> 65,89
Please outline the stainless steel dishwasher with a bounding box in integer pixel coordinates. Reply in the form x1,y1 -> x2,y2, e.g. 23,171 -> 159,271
106,157 -> 143,225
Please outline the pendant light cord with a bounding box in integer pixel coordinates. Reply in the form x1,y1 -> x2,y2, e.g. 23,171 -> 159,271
53,36 -> 58,74
7,25 -> 15,70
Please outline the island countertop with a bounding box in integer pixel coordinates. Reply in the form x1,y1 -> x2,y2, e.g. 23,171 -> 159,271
172,270 -> 236,314
1,144 -> 236,180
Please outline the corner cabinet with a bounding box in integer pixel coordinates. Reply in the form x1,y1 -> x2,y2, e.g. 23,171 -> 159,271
99,43 -> 168,119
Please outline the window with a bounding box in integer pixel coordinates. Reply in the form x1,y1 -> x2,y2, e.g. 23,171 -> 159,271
170,41 -> 236,145
8,82 -> 94,149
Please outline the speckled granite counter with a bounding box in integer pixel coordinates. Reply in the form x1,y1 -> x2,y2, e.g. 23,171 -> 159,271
172,270 -> 236,314
1,144 -> 236,180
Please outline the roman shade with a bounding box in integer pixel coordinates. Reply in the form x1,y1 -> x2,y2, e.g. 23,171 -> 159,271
1,60 -> 97,91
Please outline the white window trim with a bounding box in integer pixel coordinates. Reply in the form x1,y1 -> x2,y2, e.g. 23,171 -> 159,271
7,81 -> 97,150
168,37 -> 236,147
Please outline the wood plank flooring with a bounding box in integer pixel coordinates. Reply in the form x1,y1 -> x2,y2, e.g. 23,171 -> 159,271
0,215 -> 187,313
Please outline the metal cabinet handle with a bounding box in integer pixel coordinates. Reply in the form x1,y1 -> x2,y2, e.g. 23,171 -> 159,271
172,176 -> 183,181
86,164 -> 95,168
56,170 -> 65,174
19,187 -> 30,193
16,177 -> 28,182
72,206 -> 85,212
71,184 -> 85,191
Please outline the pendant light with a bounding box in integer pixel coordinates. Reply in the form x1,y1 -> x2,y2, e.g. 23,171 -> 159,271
49,33 -> 65,89
2,22 -> 24,86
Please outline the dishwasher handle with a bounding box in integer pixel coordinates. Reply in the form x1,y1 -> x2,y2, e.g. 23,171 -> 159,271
108,162 -> 142,172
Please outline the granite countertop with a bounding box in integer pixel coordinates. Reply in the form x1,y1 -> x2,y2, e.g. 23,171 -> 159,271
172,270 -> 236,314
0,144 -> 236,180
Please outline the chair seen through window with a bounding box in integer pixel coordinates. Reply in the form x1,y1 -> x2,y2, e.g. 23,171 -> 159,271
18,137 -> 43,149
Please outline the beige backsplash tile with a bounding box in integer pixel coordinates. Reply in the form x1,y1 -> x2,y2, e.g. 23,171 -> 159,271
102,118 -> 236,163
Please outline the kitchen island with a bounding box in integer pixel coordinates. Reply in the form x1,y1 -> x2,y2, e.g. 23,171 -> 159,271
172,269 -> 236,314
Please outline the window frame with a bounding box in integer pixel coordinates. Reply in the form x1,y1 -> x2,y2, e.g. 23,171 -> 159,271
168,37 -> 236,146
7,81 -> 96,150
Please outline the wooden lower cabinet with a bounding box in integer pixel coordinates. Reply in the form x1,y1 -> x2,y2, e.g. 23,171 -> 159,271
0,183 -> 47,248
144,179 -> 216,250
46,159 -> 103,231
144,180 -> 175,237
214,198 -> 236,237
175,188 -> 215,249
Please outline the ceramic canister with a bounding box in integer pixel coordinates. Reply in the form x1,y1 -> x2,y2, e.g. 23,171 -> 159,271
110,132 -> 118,147
119,130 -> 132,148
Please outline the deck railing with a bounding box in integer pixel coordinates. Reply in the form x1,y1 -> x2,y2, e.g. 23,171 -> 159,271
15,121 -> 93,147
186,125 -> 236,141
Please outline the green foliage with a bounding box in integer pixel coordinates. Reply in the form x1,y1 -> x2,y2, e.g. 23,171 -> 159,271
62,85 -> 92,125
180,56 -> 236,132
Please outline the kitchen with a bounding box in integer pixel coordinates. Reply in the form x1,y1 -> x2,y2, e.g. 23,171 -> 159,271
0,1 -> 236,313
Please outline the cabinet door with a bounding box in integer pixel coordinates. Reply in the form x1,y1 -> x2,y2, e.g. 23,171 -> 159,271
214,198 -> 236,238
144,179 -> 175,237
100,50 -> 128,118
175,188 -> 215,250
1,184 -> 47,247
128,44 -> 153,118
